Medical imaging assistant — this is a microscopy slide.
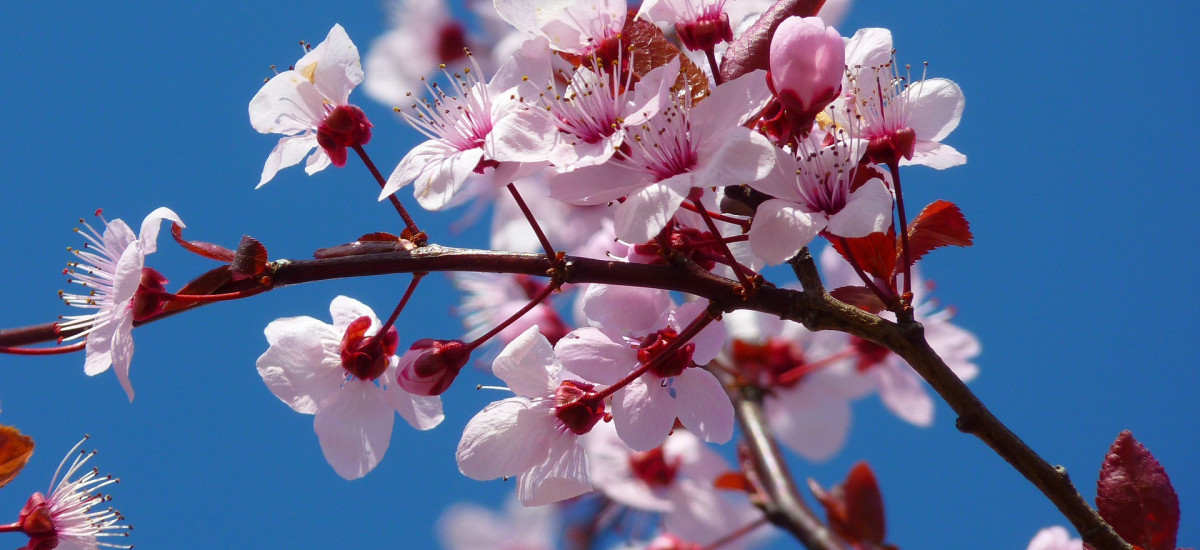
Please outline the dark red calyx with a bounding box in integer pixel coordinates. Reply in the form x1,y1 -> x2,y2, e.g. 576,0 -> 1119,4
773,85 -> 839,142
629,447 -> 680,487
339,316 -> 398,381
131,267 -> 171,322
554,380 -> 605,435
866,127 -> 916,166
731,339 -> 806,388
436,23 -> 469,65
637,328 -> 695,378
632,222 -> 723,271
395,338 -> 471,396
18,492 -> 59,550
675,11 -> 733,52
317,104 -> 373,167
850,336 -> 890,373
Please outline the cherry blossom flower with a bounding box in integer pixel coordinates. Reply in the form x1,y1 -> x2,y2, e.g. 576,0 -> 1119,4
437,493 -> 558,550
819,246 -> 979,426
363,0 -> 472,107
10,437 -> 131,550
58,207 -> 183,402
638,0 -> 734,52
551,68 -> 775,243
256,296 -> 444,479
836,27 -> 966,169
585,423 -> 768,548
456,326 -> 601,506
249,24 -> 370,187
746,135 -> 892,265
380,38 -> 553,210
1026,526 -> 1083,550
556,287 -> 732,451
493,0 -> 627,55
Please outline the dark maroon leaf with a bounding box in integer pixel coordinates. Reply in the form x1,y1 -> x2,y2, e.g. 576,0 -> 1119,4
905,200 -> 973,266
828,230 -> 898,282
810,461 -> 887,545
719,0 -> 827,82
1096,430 -> 1180,550
830,285 -> 887,314
230,236 -> 269,280
170,223 -> 236,262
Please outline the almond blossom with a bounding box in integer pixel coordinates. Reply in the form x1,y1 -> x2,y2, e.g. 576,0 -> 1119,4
556,286 -> 732,451
836,27 -> 966,169
255,296 -> 444,479
250,24 -> 370,187
456,326 -> 601,506
58,207 -> 183,402
380,38 -> 553,210
551,68 -> 775,243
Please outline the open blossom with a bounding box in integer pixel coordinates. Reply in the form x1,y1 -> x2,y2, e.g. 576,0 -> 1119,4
493,0 -> 626,55
747,135 -> 892,265
556,286 -> 732,451
58,207 -> 183,402
639,0 -> 734,52
380,38 -> 553,210
456,326 -> 601,506
551,68 -> 775,243
837,27 -> 966,169
250,24 -> 370,187
13,437 -> 130,550
256,296 -> 444,479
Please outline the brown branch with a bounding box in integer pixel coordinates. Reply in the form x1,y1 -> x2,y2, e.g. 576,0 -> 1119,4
0,244 -> 1133,549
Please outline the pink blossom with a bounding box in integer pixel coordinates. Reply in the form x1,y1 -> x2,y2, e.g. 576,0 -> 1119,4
58,207 -> 183,402
363,0 -> 472,107
493,0 -> 626,55
256,296 -> 444,479
456,326 -> 601,506
14,437 -> 130,550
556,287 -> 732,451
249,24 -> 369,186
768,16 -> 845,135
837,27 -> 966,169
1026,526 -> 1083,550
638,0 -> 734,52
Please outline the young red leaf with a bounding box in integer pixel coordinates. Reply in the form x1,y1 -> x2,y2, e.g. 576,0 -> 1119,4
358,232 -> 400,242
829,285 -> 887,314
0,425 -> 34,489
230,236 -> 269,280
170,222 -> 236,262
828,230 -> 899,282
1096,430 -> 1180,550
809,461 -> 887,546
904,200 -> 973,266
713,471 -> 756,493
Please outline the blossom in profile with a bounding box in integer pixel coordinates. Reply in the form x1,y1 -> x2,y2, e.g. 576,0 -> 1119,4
256,296 -> 444,479
58,207 -> 183,402
639,0 -> 734,52
9,436 -> 131,550
250,24 -> 371,187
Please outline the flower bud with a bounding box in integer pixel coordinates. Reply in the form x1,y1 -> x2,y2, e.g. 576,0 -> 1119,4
396,339 -> 470,396
316,104 -> 373,167
18,492 -> 58,550
768,16 -> 844,138
339,316 -> 398,381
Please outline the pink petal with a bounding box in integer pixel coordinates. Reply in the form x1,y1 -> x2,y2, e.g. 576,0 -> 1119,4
672,369 -> 733,444
844,28 -> 893,76
303,24 -> 364,105
111,311 -> 136,402
696,126 -> 776,187
581,285 -> 670,332
457,398 -> 554,480
518,435 -> 592,506
381,370 -> 445,430
902,78 -> 964,143
259,134 -> 318,187
750,199 -> 824,265
615,377 -> 678,452
256,316 -> 344,414
328,295 -> 379,333
83,320 -> 117,376
249,75 -> 326,134
877,361 -> 934,427
550,162 -> 647,205
825,178 -> 893,238
671,301 -> 725,364
614,181 -> 688,243
493,326 -> 558,398
313,379 -> 395,480
902,141 -> 966,170
137,207 -> 183,254
413,147 -> 487,211
303,147 -> 333,175
555,327 -> 636,386
765,381 -> 851,462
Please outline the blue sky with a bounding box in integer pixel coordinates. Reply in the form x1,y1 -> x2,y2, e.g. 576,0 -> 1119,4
0,1 -> 1196,549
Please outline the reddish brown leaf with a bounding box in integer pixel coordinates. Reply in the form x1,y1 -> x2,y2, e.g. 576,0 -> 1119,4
829,286 -> 887,314
358,232 -> 400,242
0,425 -> 34,489
904,200 -> 973,266
170,223 -> 236,262
618,15 -> 710,101
161,266 -> 235,314
810,461 -> 887,546
719,0 -> 827,82
230,236 -> 269,280
828,230 -> 898,282
713,471 -> 756,493
1096,431 -> 1180,550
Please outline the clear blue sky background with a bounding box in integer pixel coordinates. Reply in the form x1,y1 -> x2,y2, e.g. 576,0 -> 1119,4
1,2 -> 1196,549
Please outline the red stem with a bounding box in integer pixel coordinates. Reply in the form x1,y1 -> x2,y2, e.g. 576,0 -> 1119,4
352,144 -> 423,240
375,273 -> 425,339
593,305 -> 716,401
506,183 -> 558,261
0,342 -> 85,355
465,281 -> 560,351
887,160 -> 913,311
679,201 -> 751,230
691,196 -> 755,296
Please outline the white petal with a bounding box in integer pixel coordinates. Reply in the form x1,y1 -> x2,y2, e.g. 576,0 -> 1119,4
489,103 -> 555,163
550,162 -> 647,205
555,328 -> 636,386
457,398 -> 554,480
614,181 -> 687,243
137,207 -> 184,254
614,378 -> 677,452
414,147 -> 487,211
518,435 -> 592,506
303,147 -> 333,175
329,295 -> 379,333
313,380 -> 395,480
697,127 -> 776,186
877,362 -> 934,427
305,24 -> 364,105
671,300 -> 725,364
381,369 -> 445,430
750,199 -> 824,265
110,242 -> 144,304
581,284 -> 670,332
83,319 -> 117,376
493,326 -> 558,398
673,369 -> 733,444
902,78 -> 964,143
256,316 -> 344,414
844,28 -> 893,73
692,69 -> 771,131
825,179 -> 893,238
902,141 -> 967,170
248,75 -> 326,134
111,311 -> 136,402
765,382 -> 851,462
259,134 -> 318,187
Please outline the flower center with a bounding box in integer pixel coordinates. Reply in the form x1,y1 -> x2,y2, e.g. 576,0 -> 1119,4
629,446 -> 680,487
339,316 -> 399,381
731,339 -> 807,388
554,380 -> 605,435
637,329 -> 695,379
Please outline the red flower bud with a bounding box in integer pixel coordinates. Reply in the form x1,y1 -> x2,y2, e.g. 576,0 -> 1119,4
316,104 -> 373,168
18,492 -> 59,550
396,339 -> 471,396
